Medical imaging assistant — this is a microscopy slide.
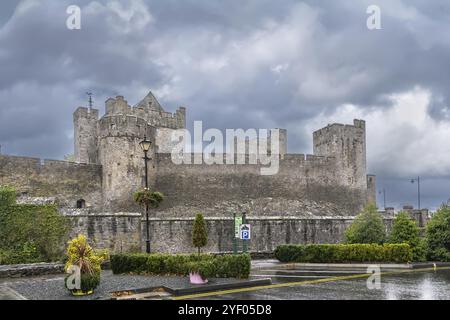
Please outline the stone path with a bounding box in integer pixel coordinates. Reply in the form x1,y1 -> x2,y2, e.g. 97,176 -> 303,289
0,270 -> 248,300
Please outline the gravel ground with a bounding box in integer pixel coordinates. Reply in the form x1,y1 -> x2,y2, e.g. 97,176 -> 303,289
1,271 -> 246,300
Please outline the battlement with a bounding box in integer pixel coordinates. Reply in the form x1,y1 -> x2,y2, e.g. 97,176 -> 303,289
98,114 -> 156,139
283,154 -> 336,165
73,107 -> 99,120
155,153 -> 336,167
104,93 -> 185,129
0,155 -> 101,170
313,119 -> 365,138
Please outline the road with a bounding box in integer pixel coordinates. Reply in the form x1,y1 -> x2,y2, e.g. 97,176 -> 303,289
191,267 -> 450,300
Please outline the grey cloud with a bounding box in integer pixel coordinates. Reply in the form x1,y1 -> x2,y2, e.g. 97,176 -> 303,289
0,0 -> 449,209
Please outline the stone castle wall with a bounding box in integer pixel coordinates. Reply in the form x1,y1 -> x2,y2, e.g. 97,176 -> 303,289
146,215 -> 394,253
146,216 -> 357,253
0,155 -> 102,209
153,153 -> 369,218
64,210 -> 142,253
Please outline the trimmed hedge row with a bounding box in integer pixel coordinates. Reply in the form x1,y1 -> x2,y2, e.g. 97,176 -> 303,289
274,244 -> 413,263
110,253 -> 251,279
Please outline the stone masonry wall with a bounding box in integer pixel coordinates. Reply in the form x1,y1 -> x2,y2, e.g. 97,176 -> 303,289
145,216 -> 394,253
153,153 -> 369,218
64,210 -> 142,253
0,155 -> 102,209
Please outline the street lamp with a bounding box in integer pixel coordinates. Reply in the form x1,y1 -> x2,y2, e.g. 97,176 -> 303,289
139,136 -> 152,253
378,188 -> 386,209
410,176 -> 421,210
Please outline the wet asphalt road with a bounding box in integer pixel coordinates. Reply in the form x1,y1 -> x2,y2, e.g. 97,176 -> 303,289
203,268 -> 450,300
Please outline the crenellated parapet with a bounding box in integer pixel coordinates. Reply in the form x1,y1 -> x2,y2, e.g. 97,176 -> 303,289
104,93 -> 185,130
98,114 -> 156,140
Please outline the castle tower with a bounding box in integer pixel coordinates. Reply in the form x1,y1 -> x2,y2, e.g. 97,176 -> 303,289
73,107 -> 99,164
98,96 -> 157,211
313,119 -> 367,189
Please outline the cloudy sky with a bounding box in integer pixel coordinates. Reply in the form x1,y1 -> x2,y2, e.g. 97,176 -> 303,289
0,0 -> 449,210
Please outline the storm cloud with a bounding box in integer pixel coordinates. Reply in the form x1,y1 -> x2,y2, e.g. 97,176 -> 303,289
0,0 -> 450,209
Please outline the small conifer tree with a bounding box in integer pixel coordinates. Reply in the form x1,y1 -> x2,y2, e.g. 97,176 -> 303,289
192,213 -> 208,254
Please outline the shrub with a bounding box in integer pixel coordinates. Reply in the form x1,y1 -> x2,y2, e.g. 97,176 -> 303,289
426,205 -> 450,261
388,211 -> 426,261
274,244 -> 412,263
133,189 -> 164,208
192,213 -> 208,254
110,253 -> 251,279
0,242 -> 42,265
65,235 -> 105,294
0,186 -> 70,264
344,203 -> 386,244
0,186 -> 16,208
186,260 -> 216,278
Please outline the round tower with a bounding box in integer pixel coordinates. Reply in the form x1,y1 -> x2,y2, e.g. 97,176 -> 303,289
98,96 -> 157,211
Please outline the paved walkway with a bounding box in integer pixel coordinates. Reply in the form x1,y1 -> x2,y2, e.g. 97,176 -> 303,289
0,270 -> 249,300
0,285 -> 26,300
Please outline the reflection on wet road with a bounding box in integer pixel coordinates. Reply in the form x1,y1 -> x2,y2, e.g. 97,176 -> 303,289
201,268 -> 450,300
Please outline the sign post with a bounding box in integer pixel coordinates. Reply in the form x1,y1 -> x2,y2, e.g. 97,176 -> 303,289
240,212 -> 250,253
233,213 -> 242,254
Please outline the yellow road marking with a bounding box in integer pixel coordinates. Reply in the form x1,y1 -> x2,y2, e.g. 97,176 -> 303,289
172,266 -> 450,300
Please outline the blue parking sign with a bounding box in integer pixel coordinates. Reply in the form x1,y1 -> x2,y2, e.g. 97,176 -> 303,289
239,224 -> 251,240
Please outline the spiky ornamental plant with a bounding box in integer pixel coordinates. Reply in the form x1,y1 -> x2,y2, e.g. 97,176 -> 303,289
65,235 -> 105,294
192,213 -> 208,255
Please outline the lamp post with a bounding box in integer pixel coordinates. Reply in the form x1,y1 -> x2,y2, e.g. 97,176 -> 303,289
410,177 -> 421,210
139,136 -> 152,254
378,188 -> 386,209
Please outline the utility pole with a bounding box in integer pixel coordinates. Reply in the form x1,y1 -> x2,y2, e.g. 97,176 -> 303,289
379,188 -> 386,209
411,177 -> 421,210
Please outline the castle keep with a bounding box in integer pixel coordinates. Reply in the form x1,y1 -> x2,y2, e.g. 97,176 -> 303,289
0,92 -> 377,253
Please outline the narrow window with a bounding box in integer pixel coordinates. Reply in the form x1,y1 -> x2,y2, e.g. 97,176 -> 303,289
76,199 -> 86,208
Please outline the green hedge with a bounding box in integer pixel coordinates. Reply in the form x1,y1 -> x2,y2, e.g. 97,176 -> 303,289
0,186 -> 16,208
274,244 -> 413,263
110,253 -> 251,279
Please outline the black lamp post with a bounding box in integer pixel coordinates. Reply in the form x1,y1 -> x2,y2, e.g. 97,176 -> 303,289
139,136 -> 152,253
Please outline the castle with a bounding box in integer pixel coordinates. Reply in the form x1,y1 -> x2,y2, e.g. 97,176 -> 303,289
0,91 -> 379,253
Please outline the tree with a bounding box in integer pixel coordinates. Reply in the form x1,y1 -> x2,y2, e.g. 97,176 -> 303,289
344,203 -> 386,244
426,204 -> 450,262
389,211 -> 426,261
192,213 -> 208,254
